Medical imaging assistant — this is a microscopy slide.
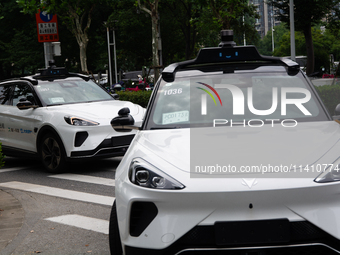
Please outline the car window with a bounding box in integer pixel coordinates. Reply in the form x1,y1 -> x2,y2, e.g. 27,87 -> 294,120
0,84 -> 12,105
12,84 -> 36,106
147,68 -> 328,129
35,79 -> 113,106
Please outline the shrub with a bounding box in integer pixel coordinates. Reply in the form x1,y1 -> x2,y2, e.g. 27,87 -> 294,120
314,84 -> 340,115
116,91 -> 152,108
0,142 -> 5,169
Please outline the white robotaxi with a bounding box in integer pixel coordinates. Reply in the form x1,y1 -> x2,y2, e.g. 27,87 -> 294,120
109,30 -> 340,255
0,64 -> 145,173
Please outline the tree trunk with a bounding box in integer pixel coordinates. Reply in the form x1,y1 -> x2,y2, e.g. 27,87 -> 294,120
137,0 -> 160,83
303,24 -> 314,76
79,40 -> 88,73
151,13 -> 160,82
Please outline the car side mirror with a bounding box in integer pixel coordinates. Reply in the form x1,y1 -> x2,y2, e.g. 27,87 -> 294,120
17,98 -> 38,110
111,107 -> 136,132
111,93 -> 119,100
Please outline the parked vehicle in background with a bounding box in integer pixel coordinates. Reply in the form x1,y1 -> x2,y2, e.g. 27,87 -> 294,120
0,64 -> 145,173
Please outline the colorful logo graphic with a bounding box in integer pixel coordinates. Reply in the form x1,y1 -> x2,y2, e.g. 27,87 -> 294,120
196,82 -> 222,106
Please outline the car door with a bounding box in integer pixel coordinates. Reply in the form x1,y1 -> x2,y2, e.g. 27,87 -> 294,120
0,83 -> 13,146
5,81 -> 42,153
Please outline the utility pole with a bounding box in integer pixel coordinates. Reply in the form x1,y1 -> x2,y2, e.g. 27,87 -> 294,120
106,21 -> 118,86
271,10 -> 275,52
289,0 -> 296,61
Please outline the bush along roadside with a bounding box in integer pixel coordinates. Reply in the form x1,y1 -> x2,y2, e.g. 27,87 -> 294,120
0,142 -> 5,169
314,85 -> 340,116
116,91 -> 152,108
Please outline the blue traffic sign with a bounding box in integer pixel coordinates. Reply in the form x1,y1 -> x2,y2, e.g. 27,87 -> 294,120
40,11 -> 54,22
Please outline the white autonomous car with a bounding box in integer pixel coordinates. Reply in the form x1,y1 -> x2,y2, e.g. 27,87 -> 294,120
109,30 -> 340,255
0,64 -> 145,173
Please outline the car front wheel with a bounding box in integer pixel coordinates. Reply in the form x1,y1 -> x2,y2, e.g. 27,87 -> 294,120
39,133 -> 67,173
109,201 -> 123,255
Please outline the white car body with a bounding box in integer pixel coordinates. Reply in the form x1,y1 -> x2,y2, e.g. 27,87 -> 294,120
110,34 -> 340,255
0,71 -> 145,172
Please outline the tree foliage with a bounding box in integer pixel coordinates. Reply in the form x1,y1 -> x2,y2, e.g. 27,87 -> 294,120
0,0 -> 44,79
17,0 -> 109,73
270,0 -> 340,75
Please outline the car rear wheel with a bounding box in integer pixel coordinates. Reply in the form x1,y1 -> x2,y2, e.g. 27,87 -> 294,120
109,201 -> 123,255
39,133 -> 67,173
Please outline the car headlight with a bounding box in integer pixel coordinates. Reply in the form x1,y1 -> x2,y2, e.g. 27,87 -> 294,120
315,158 -> 340,183
64,116 -> 99,126
128,158 -> 185,190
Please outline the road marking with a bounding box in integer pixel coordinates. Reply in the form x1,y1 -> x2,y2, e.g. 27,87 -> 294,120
45,214 -> 109,234
0,181 -> 115,206
48,173 -> 115,186
0,167 -> 25,173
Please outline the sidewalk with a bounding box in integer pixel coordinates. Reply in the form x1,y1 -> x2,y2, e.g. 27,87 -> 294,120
0,189 -> 24,252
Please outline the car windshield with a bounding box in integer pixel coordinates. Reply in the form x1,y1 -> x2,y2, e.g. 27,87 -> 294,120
35,79 -> 113,106
146,65 -> 328,129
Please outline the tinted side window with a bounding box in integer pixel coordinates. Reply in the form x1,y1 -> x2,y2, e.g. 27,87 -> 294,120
0,84 -> 12,105
12,84 -> 35,106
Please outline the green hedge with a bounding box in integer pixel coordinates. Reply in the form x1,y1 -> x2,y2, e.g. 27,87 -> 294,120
314,85 -> 340,115
0,142 -> 4,169
116,91 -> 152,108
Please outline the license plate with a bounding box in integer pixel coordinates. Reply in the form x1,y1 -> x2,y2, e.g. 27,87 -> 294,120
214,219 -> 290,245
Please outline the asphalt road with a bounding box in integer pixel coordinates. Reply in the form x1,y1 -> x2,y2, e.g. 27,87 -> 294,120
0,156 -> 121,255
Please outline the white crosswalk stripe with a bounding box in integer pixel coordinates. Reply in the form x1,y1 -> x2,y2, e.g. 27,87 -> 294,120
0,173 -> 116,235
0,181 -> 115,206
48,173 -> 115,186
45,214 -> 109,234
0,167 -> 26,173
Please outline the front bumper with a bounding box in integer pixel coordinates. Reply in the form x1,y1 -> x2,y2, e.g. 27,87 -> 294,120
116,179 -> 340,255
69,134 -> 135,159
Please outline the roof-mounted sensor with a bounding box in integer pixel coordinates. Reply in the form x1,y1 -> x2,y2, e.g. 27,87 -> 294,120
218,30 -> 236,48
32,60 -> 90,82
162,30 -> 300,82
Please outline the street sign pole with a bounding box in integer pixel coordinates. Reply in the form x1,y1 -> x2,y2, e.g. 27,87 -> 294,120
44,42 -> 53,68
36,10 -> 59,67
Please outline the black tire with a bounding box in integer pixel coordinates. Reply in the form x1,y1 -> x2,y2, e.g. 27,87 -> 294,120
39,133 -> 67,173
109,201 -> 123,255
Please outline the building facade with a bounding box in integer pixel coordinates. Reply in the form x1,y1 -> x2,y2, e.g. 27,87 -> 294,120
249,0 -> 281,39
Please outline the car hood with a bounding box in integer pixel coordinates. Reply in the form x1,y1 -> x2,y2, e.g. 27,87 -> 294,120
136,121 -> 340,175
46,100 -> 142,122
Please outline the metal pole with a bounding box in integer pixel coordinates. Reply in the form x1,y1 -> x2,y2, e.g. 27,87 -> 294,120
271,12 -> 274,52
113,29 -> 118,84
44,42 -> 53,68
243,16 -> 246,46
106,27 -> 112,86
289,0 -> 296,61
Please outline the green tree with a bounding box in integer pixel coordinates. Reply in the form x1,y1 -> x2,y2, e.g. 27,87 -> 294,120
17,0 -> 108,73
137,0 -> 161,82
270,0 -> 340,75
162,0 -> 206,60
257,22 -> 289,56
207,0 -> 259,44
0,0 -> 44,79
273,28 -> 332,74
108,0 -> 152,71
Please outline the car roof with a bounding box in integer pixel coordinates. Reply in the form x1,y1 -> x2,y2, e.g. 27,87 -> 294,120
0,64 -> 90,86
